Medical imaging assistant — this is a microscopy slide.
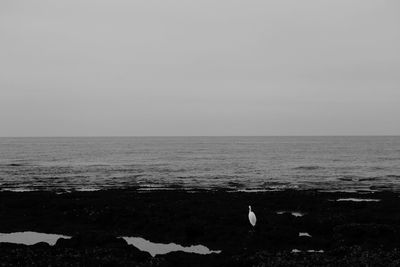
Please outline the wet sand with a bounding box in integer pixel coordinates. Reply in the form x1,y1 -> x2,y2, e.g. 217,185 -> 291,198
1,189 -> 400,266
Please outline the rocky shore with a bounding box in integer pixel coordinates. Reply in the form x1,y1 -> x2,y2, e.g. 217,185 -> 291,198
1,189 -> 400,266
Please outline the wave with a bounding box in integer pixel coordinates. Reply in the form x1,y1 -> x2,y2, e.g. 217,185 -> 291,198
358,177 -> 380,182
8,163 -> 24,167
386,175 -> 400,179
338,176 -> 355,181
225,181 -> 246,188
293,166 -> 323,171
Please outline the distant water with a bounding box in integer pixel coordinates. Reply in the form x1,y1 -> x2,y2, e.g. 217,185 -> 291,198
0,136 -> 400,192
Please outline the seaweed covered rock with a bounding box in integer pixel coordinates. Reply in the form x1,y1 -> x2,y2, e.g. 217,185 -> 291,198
333,223 -> 400,248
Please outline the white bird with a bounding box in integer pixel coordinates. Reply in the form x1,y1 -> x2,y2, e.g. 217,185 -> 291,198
248,205 -> 257,227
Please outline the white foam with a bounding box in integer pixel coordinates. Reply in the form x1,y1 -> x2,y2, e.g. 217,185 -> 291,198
336,198 -> 380,202
237,189 -> 269,193
3,188 -> 34,192
75,188 -> 100,192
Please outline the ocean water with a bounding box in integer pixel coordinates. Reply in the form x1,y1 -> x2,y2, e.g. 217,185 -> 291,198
0,136 -> 399,192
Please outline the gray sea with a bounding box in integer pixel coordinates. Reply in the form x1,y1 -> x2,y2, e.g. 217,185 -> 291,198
0,136 -> 399,192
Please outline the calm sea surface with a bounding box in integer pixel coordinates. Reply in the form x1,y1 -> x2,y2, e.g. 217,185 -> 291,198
0,137 -> 399,192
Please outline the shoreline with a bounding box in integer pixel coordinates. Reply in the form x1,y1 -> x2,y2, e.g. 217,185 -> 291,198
1,188 -> 400,266
0,185 -> 387,194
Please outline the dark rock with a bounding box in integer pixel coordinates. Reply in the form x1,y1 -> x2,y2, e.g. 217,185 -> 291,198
31,241 -> 51,249
159,251 -> 222,267
0,242 -> 27,249
333,223 -> 400,248
2,189 -> 400,266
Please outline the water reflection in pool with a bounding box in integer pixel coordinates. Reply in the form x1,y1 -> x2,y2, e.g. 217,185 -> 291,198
0,232 -> 70,246
0,231 -> 221,257
122,236 -> 221,257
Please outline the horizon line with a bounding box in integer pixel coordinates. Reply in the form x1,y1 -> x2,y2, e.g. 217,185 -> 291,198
1,135 -> 399,138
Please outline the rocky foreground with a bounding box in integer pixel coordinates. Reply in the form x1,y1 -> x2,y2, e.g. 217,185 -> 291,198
1,189 -> 400,266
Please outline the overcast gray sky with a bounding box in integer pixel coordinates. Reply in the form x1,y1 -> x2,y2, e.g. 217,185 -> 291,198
1,0 -> 399,136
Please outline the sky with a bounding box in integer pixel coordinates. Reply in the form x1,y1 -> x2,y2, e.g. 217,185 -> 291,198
1,0 -> 399,136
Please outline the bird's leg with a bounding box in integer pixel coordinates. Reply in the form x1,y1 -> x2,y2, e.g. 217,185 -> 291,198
248,227 -> 255,234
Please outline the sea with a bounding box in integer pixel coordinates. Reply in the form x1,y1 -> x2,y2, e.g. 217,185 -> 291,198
0,136 -> 399,192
